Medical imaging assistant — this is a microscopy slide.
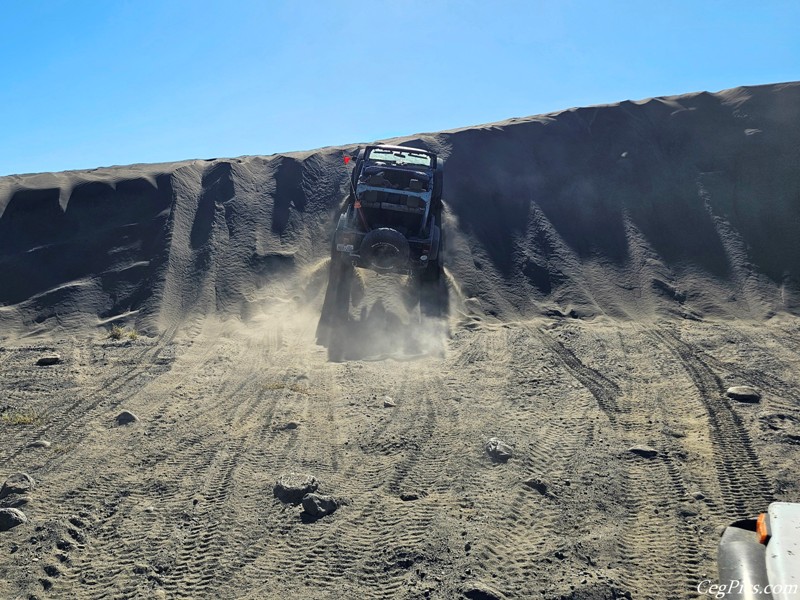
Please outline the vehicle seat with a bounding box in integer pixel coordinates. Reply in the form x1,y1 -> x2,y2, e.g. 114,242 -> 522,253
367,172 -> 392,187
408,179 -> 424,191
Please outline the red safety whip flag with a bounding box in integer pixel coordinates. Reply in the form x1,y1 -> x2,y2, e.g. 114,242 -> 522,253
344,156 -> 351,164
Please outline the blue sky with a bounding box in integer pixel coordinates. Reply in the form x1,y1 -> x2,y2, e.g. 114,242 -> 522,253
1,1 -> 798,176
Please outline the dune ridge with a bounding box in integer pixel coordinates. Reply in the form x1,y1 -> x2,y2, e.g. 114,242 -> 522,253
1,82 -> 798,335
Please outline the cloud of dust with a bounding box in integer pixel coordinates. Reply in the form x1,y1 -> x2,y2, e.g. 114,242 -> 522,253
217,258 -> 455,362
320,266 -> 453,361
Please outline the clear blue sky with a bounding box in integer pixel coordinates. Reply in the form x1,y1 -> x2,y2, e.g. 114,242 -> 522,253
1,1 -> 798,176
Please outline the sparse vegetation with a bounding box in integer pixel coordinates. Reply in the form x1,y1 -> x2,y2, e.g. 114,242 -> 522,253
109,325 -> 140,341
264,383 -> 311,395
1,410 -> 42,426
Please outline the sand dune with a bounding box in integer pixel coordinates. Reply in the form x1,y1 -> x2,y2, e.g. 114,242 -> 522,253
1,82 -> 799,599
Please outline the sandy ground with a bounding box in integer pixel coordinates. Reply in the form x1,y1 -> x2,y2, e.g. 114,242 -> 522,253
1,286 -> 799,599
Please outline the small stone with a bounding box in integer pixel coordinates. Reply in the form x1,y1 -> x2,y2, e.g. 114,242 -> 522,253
664,428 -> 687,438
400,492 -> 420,501
463,585 -> 502,600
0,473 -> 35,499
27,440 -> 51,449
115,410 -> 139,426
628,445 -> 658,459
522,477 -> 551,496
383,397 -> 396,408
36,354 -> 60,366
485,437 -> 513,462
301,493 -> 339,518
0,495 -> 30,509
274,473 -> 319,504
726,386 -> 761,403
274,422 -> 299,431
0,508 -> 27,530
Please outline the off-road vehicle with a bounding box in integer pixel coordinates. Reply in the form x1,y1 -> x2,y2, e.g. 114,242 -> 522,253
322,145 -> 446,322
318,145 -> 446,344
333,144 -> 443,277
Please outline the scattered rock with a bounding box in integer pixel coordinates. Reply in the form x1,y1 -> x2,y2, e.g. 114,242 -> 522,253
0,508 -> 27,531
274,473 -> 319,504
628,445 -> 658,459
274,421 -> 299,431
27,440 -> 51,449
663,427 -> 687,438
115,410 -> 139,426
301,493 -> 339,518
36,354 -> 61,366
726,386 -> 761,403
692,492 -> 706,501
0,495 -> 30,509
383,397 -> 396,408
522,477 -> 552,497
400,491 -> 424,501
463,584 -> 503,600
0,473 -> 35,499
485,437 -> 513,462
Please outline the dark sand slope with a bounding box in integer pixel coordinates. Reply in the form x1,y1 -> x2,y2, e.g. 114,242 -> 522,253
0,82 -> 798,599
1,82 -> 799,332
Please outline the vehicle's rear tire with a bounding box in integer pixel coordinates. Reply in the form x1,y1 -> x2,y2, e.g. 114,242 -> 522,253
360,228 -> 410,271
316,249 -> 354,348
420,224 -> 446,318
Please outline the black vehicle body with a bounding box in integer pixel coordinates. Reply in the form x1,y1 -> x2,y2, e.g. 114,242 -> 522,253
332,144 -> 444,275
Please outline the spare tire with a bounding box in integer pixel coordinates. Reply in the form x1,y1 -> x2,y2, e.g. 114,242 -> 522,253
361,228 -> 409,271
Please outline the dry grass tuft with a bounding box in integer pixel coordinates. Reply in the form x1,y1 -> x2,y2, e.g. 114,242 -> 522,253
109,325 -> 139,341
264,383 -> 311,395
1,410 -> 42,426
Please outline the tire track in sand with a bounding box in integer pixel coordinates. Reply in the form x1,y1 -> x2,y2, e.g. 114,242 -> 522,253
649,329 -> 774,518
37,327 -> 274,598
1,328 -> 180,466
532,326 -> 622,423
231,356 -> 457,600
532,324 -> 702,599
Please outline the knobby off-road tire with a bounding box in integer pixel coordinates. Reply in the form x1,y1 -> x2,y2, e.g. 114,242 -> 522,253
316,248 -> 354,349
360,228 -> 410,272
419,221 -> 446,318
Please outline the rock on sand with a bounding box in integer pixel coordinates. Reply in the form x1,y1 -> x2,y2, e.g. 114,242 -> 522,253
27,440 -> 51,449
485,438 -> 513,462
628,445 -> 658,459
36,354 -> 61,366
301,493 -> 339,518
0,473 -> 35,499
274,473 -> 319,504
0,508 -> 27,531
726,386 -> 761,403
115,410 -> 139,425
